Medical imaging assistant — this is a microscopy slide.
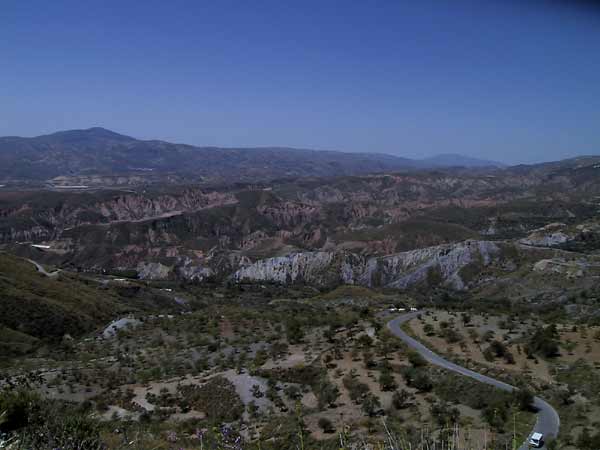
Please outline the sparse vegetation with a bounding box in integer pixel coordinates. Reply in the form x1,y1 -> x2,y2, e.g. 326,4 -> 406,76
2,157 -> 600,449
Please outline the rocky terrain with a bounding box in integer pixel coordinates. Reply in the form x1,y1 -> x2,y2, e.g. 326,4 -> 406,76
233,240 -> 501,290
2,151 -> 600,450
1,154 -> 599,300
0,187 -> 237,243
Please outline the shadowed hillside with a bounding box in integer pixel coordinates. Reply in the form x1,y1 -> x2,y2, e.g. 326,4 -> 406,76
0,253 -> 181,356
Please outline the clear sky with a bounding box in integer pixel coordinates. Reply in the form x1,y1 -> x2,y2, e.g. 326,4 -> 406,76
2,0 -> 599,164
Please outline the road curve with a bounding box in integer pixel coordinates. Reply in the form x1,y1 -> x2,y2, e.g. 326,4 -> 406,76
387,312 -> 560,450
27,259 -> 60,278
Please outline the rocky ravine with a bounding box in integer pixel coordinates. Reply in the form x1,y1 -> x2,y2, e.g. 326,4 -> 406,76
0,188 -> 237,243
233,240 -> 501,290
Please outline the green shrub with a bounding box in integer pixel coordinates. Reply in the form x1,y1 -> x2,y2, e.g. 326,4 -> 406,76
177,376 -> 243,422
379,370 -> 397,391
343,373 -> 370,403
407,351 -> 427,368
314,377 -> 339,410
0,389 -> 103,449
0,389 -> 40,432
317,417 -> 335,433
526,324 -> 560,358
361,393 -> 381,417
392,389 -> 411,409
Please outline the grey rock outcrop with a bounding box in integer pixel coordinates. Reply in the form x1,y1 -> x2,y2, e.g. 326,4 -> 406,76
136,262 -> 172,280
233,240 -> 500,290
520,223 -> 571,247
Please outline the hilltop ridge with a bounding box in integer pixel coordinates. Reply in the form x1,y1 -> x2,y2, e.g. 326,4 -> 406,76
0,127 -> 504,185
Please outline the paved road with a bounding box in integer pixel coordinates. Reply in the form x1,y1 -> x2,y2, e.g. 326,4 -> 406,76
387,312 -> 560,450
27,259 -> 60,278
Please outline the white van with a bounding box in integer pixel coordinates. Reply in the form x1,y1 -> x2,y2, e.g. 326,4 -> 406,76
528,432 -> 543,448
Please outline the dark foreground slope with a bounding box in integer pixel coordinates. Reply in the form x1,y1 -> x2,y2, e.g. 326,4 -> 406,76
0,253 -> 181,356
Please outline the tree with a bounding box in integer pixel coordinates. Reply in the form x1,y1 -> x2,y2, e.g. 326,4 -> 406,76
362,350 -> 376,369
576,428 -> 600,450
423,323 -> 435,336
407,351 -> 426,368
316,378 -> 339,410
286,319 -> 304,344
0,389 -> 40,432
392,389 -> 411,409
489,340 -> 508,358
442,327 -> 463,343
483,347 -> 495,362
0,391 -> 103,449
512,388 -> 535,412
343,374 -> 370,403
430,402 -> 460,426
528,325 -> 560,358
483,400 -> 509,431
284,384 -> 301,400
357,334 -> 373,347
412,372 -> 433,392
317,417 -> 335,433
361,393 -> 381,417
379,370 -> 397,391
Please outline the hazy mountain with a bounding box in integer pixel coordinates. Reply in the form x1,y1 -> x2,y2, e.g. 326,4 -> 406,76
0,127 -> 420,183
0,127 -> 506,184
420,153 -> 504,168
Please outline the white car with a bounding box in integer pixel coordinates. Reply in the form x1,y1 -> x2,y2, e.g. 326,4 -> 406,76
528,432 -> 543,448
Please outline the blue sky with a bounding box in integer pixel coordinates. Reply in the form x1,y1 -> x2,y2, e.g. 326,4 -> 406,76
1,0 -> 599,164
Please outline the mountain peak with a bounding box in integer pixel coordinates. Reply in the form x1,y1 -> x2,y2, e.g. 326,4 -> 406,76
39,127 -> 136,143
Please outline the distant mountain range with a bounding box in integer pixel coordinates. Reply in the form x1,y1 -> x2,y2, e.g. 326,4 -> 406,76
0,127 -> 503,184
420,153 -> 505,168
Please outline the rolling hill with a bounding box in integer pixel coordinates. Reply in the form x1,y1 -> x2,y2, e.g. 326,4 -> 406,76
0,127 -> 502,185
0,252 -> 182,356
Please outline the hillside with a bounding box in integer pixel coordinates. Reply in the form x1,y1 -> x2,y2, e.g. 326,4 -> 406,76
0,127 -> 514,186
420,153 -> 504,168
1,154 -> 599,290
2,151 -> 600,448
0,128 -> 421,184
0,253 -> 181,356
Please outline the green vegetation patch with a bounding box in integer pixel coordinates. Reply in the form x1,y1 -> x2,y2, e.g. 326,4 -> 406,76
178,376 -> 244,422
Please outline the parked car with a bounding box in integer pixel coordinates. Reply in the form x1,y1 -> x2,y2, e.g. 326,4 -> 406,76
529,432 -> 543,448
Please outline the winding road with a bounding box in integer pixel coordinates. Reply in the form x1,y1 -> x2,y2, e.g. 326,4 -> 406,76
27,259 -> 60,278
387,312 -> 560,450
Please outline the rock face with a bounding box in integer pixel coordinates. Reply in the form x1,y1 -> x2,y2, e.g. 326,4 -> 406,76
177,264 -> 214,281
0,188 -> 237,244
4,156 -> 599,283
95,190 -> 237,223
520,223 -> 571,247
533,258 -> 587,278
102,317 -> 141,338
233,240 -> 500,290
136,262 -> 172,280
362,240 -> 499,290
257,202 -> 320,228
234,252 -> 339,285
